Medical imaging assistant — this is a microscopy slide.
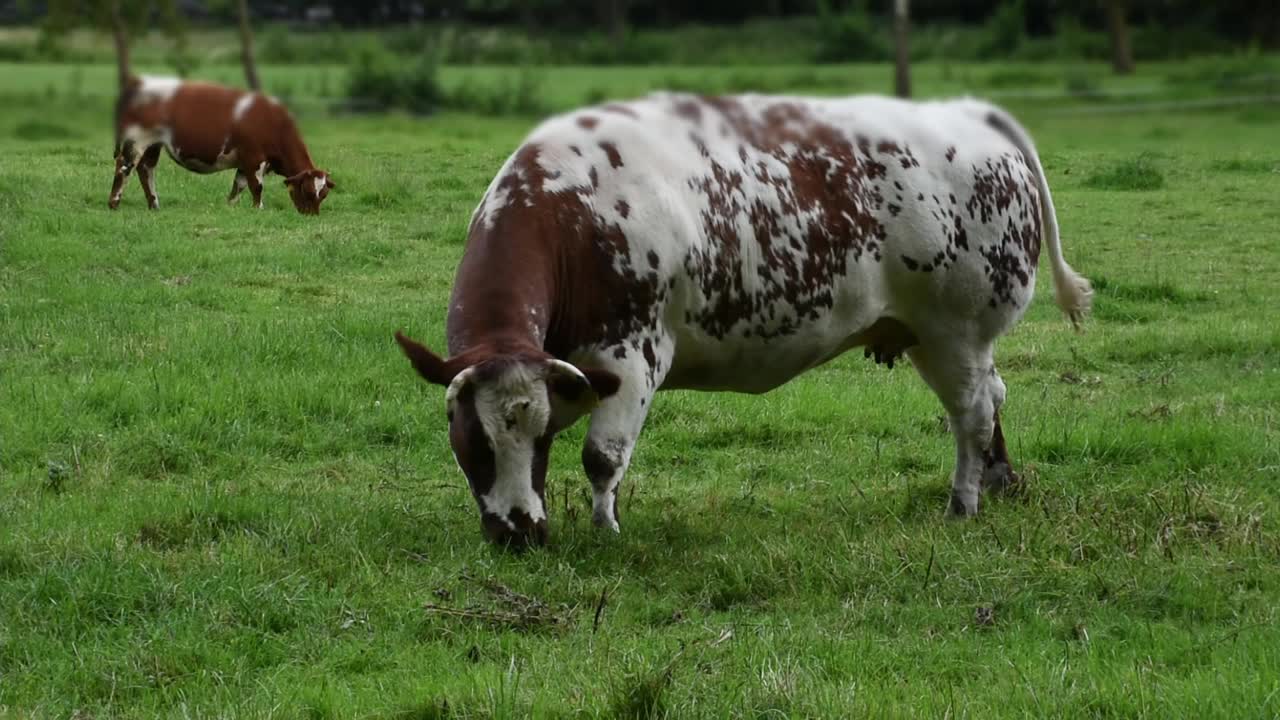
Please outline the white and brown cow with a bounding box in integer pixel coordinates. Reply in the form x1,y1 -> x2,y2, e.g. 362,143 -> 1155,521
109,75 -> 333,214
396,93 -> 1091,547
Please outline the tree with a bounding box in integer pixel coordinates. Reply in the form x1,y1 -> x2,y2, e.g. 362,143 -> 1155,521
235,0 -> 261,90
893,0 -> 910,97
42,0 -> 184,91
597,0 -> 626,43
1103,0 -> 1134,74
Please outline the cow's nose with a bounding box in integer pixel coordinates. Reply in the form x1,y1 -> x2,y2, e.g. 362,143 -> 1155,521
481,513 -> 548,550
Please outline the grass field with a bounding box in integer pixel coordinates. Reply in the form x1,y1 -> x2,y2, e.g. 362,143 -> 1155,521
2,59 -> 1279,718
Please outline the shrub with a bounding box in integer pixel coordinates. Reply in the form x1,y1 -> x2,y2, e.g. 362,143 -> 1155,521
1063,69 -> 1103,99
344,45 -> 443,115
975,0 -> 1026,60
813,0 -> 887,63
444,69 -> 547,116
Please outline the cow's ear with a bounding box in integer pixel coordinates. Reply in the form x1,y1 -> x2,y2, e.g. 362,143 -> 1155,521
394,330 -> 457,387
325,177 -> 335,190
546,360 -> 620,432
283,172 -> 305,187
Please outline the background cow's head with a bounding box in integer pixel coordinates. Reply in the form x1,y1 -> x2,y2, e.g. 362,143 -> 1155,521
284,169 -> 334,215
394,331 -> 620,548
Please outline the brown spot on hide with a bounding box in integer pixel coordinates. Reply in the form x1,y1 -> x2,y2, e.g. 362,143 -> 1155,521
965,153 -> 1042,306
679,96 -> 892,340
615,199 -> 630,218
599,141 -> 624,169
603,104 -> 638,118
577,115 -> 599,130
582,442 -> 619,491
673,98 -> 703,123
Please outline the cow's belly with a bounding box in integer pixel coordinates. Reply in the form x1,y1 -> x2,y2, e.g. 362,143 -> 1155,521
660,267 -> 886,393
164,124 -> 239,174
165,143 -> 238,174
662,332 -> 849,393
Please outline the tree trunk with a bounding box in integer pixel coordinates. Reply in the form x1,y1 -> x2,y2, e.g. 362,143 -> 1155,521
237,0 -> 261,91
893,0 -> 911,98
654,0 -> 674,26
598,0 -> 626,43
110,0 -> 130,91
517,0 -> 537,34
1104,0 -> 1134,75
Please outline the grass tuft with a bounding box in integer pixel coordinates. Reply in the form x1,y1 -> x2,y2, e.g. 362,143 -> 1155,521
608,660 -> 674,720
1091,276 -> 1213,305
1085,152 -> 1165,190
12,119 -> 78,140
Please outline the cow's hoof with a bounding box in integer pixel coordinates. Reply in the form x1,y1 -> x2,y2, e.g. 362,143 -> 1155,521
592,510 -> 620,533
946,491 -> 979,519
982,462 -> 1022,496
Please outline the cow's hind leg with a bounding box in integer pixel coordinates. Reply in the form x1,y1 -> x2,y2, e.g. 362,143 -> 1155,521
136,145 -> 162,210
108,140 -> 140,210
227,171 -> 249,204
907,340 -> 1015,517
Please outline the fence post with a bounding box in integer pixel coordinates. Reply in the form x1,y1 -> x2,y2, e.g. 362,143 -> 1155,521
894,0 -> 911,98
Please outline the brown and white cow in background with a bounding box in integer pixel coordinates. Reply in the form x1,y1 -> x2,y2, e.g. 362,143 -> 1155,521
395,93 -> 1092,547
110,76 -> 333,214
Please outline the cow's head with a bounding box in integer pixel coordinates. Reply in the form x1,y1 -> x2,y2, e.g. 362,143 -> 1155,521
394,331 -> 620,548
284,169 -> 334,215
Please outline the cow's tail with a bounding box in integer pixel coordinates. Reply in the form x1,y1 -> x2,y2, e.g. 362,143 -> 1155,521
981,103 -> 1092,330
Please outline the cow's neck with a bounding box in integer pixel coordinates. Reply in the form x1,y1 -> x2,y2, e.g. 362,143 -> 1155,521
445,224 -> 557,361
275,125 -> 316,178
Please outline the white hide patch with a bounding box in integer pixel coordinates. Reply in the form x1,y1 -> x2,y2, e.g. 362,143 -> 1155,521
254,161 -> 268,208
312,175 -> 326,198
134,76 -> 181,106
232,93 -> 256,122
121,124 -> 170,155
469,364 -> 552,526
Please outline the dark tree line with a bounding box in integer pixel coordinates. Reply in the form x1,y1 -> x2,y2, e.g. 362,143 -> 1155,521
10,0 -> 1276,46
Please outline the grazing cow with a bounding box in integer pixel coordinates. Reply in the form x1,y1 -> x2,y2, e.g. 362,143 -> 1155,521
109,75 -> 333,214
395,93 -> 1091,547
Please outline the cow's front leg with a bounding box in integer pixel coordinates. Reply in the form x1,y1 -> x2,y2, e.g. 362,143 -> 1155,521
242,158 -> 268,209
580,341 -> 669,531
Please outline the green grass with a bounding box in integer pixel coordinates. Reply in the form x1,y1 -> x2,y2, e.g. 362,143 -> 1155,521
2,61 -> 1279,718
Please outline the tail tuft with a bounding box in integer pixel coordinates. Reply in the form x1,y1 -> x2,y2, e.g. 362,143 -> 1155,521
1053,266 -> 1093,332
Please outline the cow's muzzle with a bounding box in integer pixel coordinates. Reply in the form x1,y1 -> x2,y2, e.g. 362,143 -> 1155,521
481,511 -> 548,550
